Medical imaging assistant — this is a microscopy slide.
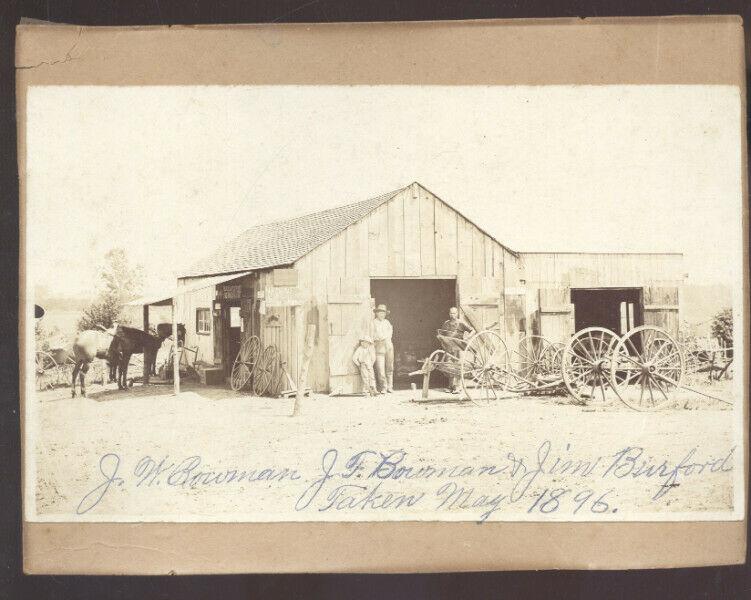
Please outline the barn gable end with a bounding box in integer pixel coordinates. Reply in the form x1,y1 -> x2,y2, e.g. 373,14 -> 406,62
290,183 -> 522,394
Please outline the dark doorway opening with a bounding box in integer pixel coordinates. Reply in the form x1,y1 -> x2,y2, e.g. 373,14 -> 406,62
370,278 -> 456,390
222,302 -> 242,377
571,288 -> 643,335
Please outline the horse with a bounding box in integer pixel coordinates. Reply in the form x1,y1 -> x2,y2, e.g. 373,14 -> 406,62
109,325 -> 167,390
71,327 -> 119,398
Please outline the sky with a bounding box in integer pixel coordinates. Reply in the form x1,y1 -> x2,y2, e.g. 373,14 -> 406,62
25,85 -> 743,299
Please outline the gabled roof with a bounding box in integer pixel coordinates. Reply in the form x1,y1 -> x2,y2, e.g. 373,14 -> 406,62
182,187 -> 406,278
182,182 -> 517,279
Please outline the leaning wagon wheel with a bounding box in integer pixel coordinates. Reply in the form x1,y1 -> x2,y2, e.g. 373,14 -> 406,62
516,335 -> 561,381
35,351 -> 59,391
610,325 -> 684,412
253,345 -> 280,396
460,330 -> 511,403
562,327 -> 621,406
549,342 -> 565,383
230,335 -> 261,392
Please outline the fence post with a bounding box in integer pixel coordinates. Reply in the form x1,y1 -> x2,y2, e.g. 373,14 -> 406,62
173,295 -> 180,395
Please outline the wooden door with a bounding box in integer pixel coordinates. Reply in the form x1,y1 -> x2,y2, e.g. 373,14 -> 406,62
457,276 -> 502,331
537,288 -> 575,344
503,290 -> 527,353
327,278 -> 372,395
262,305 -> 295,394
643,286 -> 679,337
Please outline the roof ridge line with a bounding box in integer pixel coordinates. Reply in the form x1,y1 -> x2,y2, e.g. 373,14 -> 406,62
182,184 -> 409,278
246,185 -> 407,230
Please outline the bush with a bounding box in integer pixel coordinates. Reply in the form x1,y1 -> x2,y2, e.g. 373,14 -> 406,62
710,308 -> 733,347
77,293 -> 130,332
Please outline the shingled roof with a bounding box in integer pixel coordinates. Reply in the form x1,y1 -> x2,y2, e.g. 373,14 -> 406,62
182,186 -> 407,278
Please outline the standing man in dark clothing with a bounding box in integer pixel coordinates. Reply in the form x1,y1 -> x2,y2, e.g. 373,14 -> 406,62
441,306 -> 474,393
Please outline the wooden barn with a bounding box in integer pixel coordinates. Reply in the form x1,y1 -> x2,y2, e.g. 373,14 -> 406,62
136,182 -> 684,394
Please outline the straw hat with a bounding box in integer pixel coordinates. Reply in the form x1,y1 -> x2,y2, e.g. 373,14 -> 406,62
374,304 -> 390,315
359,334 -> 373,344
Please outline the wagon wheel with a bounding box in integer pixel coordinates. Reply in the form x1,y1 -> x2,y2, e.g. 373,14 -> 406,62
562,327 -> 621,406
35,351 -> 58,391
460,330 -> 511,402
516,335 -> 561,381
253,345 -> 280,396
268,359 -> 285,397
230,335 -> 261,391
610,325 -> 684,411
550,342 -> 564,372
57,355 -> 76,387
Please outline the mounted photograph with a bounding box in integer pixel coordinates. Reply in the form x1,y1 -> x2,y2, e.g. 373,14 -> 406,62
22,84 -> 744,524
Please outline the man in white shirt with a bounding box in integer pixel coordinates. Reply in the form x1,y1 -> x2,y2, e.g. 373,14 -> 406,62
371,304 -> 394,394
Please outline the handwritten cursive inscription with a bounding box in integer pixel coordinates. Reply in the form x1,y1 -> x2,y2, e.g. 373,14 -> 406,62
76,453 -> 125,515
77,454 -> 300,515
76,442 -> 735,521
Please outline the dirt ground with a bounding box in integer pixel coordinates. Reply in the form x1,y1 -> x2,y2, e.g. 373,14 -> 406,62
28,377 -> 740,522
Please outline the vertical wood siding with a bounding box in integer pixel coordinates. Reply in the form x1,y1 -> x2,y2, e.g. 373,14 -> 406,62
519,252 -> 684,342
176,285 -> 216,365
289,183 -> 519,392
520,252 -> 683,288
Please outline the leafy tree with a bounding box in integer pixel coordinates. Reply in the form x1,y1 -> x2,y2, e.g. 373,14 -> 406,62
100,248 -> 143,302
77,249 -> 143,332
710,308 -> 733,347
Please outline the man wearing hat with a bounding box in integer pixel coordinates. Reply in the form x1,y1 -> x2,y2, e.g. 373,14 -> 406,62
352,334 -> 378,396
372,304 -> 394,393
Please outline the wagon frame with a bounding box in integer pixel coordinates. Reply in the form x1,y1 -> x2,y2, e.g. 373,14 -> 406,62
411,323 -> 731,412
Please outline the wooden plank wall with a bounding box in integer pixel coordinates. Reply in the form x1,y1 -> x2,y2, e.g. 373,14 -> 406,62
643,286 -> 680,337
364,183 -> 517,279
175,285 -> 216,365
519,252 -> 684,343
291,242 -> 332,392
289,183 -> 522,392
520,252 -> 684,288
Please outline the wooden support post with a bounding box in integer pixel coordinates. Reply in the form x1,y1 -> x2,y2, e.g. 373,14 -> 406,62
422,360 -> 432,399
294,324 -> 316,415
143,304 -> 150,384
173,295 -> 180,395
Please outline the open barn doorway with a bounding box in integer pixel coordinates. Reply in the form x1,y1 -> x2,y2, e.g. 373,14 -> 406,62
370,278 -> 456,389
221,302 -> 243,378
571,287 -> 643,336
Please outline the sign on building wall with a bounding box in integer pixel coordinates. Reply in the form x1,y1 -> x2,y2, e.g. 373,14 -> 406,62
263,286 -> 304,307
218,285 -> 242,300
272,268 -> 298,287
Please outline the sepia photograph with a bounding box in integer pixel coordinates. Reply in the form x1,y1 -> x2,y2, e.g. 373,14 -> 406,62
23,83 -> 744,524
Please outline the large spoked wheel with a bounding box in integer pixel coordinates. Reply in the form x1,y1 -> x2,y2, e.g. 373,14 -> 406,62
36,351 -> 59,391
562,327 -> 621,405
253,345 -> 280,396
460,330 -> 511,402
516,335 -> 561,382
230,335 -> 261,392
610,325 -> 684,411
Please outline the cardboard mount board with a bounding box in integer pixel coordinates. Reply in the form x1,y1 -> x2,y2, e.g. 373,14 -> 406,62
17,16 -> 748,573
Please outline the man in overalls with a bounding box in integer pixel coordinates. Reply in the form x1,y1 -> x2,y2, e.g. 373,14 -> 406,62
372,304 -> 394,394
441,306 -> 474,393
